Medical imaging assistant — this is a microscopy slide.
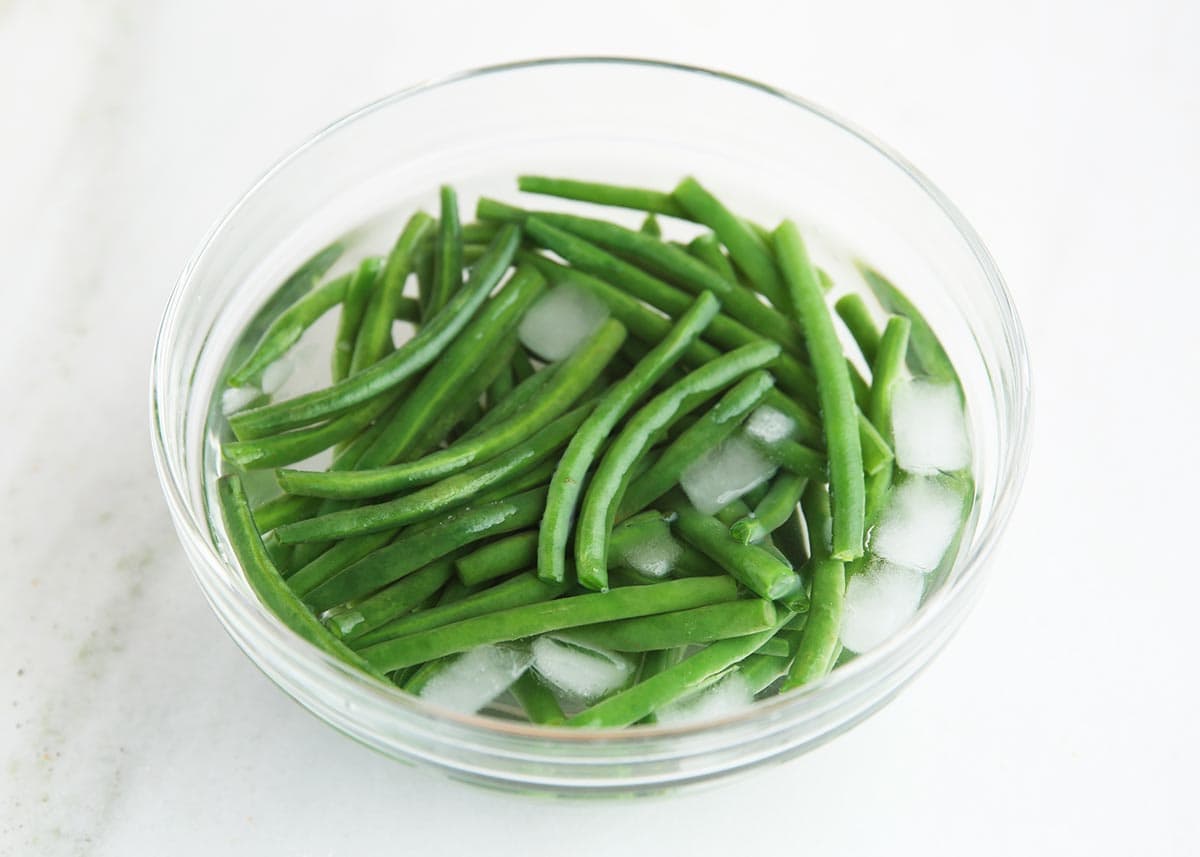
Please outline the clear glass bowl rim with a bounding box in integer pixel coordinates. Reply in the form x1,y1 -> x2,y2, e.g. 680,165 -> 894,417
150,56 -> 1033,750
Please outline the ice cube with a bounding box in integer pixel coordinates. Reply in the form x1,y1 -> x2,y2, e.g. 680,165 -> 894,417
869,477 -> 964,572
517,283 -> 610,361
680,435 -> 778,515
417,645 -> 532,714
530,637 -> 635,702
615,525 -> 682,579
743,405 -> 795,445
221,385 -> 260,415
840,559 -> 926,653
892,379 -> 970,475
655,671 -> 754,725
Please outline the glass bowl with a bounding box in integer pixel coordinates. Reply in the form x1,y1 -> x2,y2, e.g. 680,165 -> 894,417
150,57 -> 1031,796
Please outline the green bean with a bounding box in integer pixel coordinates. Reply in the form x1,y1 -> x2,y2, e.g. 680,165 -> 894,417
688,233 -> 738,282
456,532 -> 538,587
277,404 -> 591,543
730,472 -> 808,545
564,599 -> 776,652
538,293 -> 719,585
227,271 -> 352,387
415,234 -> 435,319
350,213 -> 435,374
672,177 -> 787,308
226,243 -> 343,378
428,186 -> 463,317
262,530 -> 294,573
521,251 -> 823,430
252,493 -> 320,533
781,482 -> 844,689
275,319 -> 625,499
517,175 -> 687,218
434,577 -> 474,607
856,262 -> 960,388
349,571 -> 566,648
850,364 -> 872,411
775,221 -> 865,561
331,259 -> 383,383
462,221 -> 500,244
460,363 -> 557,441
754,638 -> 791,659
672,505 -> 804,603
510,672 -> 567,725
638,647 -> 685,683
394,296 -> 421,324
859,413 -> 894,476
640,213 -> 662,237
835,293 -> 881,367
510,346 -> 537,382
222,384 -> 405,470
361,576 -> 738,672
356,265 -> 546,467
325,558 -> 456,639
568,615 -> 789,728
215,474 -> 385,680
745,434 -> 827,481
305,486 -> 548,613
228,225 -> 521,439
738,653 -> 790,694
867,316 -> 912,437
286,530 -> 397,597
486,362 -> 514,410
483,203 -> 805,360
575,347 -> 780,591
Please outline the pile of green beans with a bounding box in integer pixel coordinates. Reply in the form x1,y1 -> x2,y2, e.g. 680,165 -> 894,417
212,176 -> 969,729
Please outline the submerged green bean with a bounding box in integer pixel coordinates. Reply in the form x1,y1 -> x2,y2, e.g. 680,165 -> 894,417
857,262 -> 961,389
361,576 -> 739,672
782,482 -> 844,689
835,292 -> 881,367
429,186 -> 463,317
456,532 -> 539,587
228,225 -> 521,439
730,472 -> 808,545
575,347 -> 780,591
332,258 -> 384,383
538,293 -> 720,585
775,221 -> 865,561
672,505 -> 804,603
563,599 -> 776,652
517,175 -> 687,217
867,315 -> 912,438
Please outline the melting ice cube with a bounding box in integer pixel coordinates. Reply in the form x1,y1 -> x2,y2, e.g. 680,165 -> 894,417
418,645 -> 532,714
840,559 -> 926,654
517,283 -> 610,361
531,637 -> 635,702
680,435 -> 778,515
891,379 -> 970,475
869,476 -> 964,572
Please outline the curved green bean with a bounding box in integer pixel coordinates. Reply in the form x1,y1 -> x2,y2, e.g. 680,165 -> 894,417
228,225 -> 520,439
357,265 -> 546,467
350,213 -> 435,375
538,293 -> 720,585
575,347 -> 780,591
867,315 -> 912,437
775,221 -> 865,561
331,258 -> 383,383
688,233 -> 738,282
326,558 -> 456,639
275,319 -> 625,499
619,371 -> 776,517
835,292 -> 881,367
215,474 -> 385,680
856,262 -> 960,389
228,270 -> 353,387
361,576 -> 738,672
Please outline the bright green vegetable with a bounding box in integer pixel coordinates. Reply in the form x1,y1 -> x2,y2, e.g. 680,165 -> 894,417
782,482 -> 845,689
350,213 -> 435,375
332,258 -> 384,383
325,558 -> 456,640
775,220 -> 865,561
428,186 -> 463,316
215,474 -> 385,680
835,292 -> 881,367
361,576 -> 739,672
518,175 -> 687,218
348,572 -> 566,648
538,293 -> 719,585
575,347 -> 780,590
568,615 -> 789,728
510,672 -> 567,725
227,225 -> 520,439
304,486 -> 548,613
730,472 -> 808,545
857,262 -> 960,389
672,505 -> 805,603
274,319 -> 625,499
867,316 -> 912,437
564,599 -> 776,652
456,532 -> 539,587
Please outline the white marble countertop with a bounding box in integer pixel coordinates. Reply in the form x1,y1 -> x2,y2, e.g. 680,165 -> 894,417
3,1 -> 1197,854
